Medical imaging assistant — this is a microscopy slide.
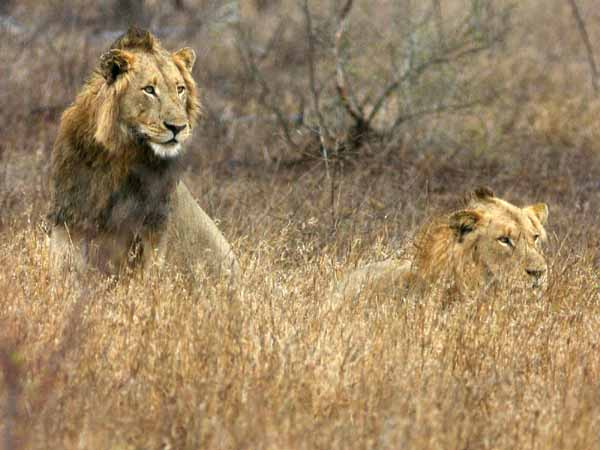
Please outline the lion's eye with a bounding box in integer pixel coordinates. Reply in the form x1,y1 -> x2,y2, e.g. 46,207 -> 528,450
498,236 -> 513,247
177,85 -> 185,94
533,234 -> 540,243
143,86 -> 156,95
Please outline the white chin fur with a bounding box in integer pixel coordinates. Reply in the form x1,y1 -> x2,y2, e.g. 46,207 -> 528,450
149,142 -> 182,159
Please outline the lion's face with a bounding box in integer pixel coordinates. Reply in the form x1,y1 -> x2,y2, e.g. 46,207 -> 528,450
448,191 -> 549,292
119,51 -> 195,158
95,29 -> 199,159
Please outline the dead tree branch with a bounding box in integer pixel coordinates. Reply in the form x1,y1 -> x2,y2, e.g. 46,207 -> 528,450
235,25 -> 299,149
566,0 -> 598,93
332,0 -> 504,150
390,96 -> 492,133
331,0 -> 377,153
302,0 -> 333,151
432,0 -> 444,46
239,0 -> 511,161
368,41 -> 496,126
302,0 -> 338,228
334,0 -> 361,122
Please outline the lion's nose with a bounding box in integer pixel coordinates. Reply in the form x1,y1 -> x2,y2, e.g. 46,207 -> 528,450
526,268 -> 545,279
164,122 -> 187,136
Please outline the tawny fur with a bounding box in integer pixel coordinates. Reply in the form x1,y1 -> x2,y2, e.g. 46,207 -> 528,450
335,188 -> 549,299
48,27 -> 239,281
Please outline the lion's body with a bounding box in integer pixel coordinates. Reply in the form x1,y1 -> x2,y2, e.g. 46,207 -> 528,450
165,182 -> 239,279
48,28 -> 239,280
335,188 -> 549,299
334,259 -> 413,298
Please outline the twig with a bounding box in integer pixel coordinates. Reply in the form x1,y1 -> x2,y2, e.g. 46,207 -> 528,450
256,20 -> 287,64
367,42 -> 493,124
566,0 -> 599,93
389,97 -> 492,133
432,0 -> 444,47
334,0 -> 363,123
235,25 -> 299,149
302,0 -> 330,148
302,0 -> 337,228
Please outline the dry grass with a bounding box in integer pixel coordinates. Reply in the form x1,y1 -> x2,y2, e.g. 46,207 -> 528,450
2,0 -> 600,448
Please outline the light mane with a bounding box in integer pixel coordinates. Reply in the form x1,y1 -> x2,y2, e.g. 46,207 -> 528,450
411,194 -> 544,284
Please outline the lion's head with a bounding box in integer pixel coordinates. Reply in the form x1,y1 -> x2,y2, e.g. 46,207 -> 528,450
412,188 -> 549,294
91,27 -> 200,159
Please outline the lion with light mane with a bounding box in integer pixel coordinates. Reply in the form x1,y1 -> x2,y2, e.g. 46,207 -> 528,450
48,27 -> 239,280
335,188 -> 549,299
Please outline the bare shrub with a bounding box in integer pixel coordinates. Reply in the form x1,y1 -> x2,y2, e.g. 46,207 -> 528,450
235,0 -> 513,162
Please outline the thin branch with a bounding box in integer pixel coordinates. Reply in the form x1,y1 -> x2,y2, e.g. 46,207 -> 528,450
235,25 -> 298,149
257,20 -> 287,64
367,42 -> 493,124
389,97 -> 492,133
566,0 -> 599,93
302,0 -> 330,147
302,0 -> 337,229
334,0 -> 363,123
432,0 -> 444,47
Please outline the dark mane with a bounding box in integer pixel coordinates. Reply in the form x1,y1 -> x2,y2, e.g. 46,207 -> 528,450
110,26 -> 156,52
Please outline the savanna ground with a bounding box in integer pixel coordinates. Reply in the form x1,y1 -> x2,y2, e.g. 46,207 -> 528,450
2,0 -> 600,448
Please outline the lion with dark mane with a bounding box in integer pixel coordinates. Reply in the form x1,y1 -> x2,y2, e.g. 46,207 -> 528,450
335,188 -> 549,299
48,27 -> 239,280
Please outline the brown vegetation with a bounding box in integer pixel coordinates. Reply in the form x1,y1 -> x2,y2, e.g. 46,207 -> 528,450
1,0 -> 600,448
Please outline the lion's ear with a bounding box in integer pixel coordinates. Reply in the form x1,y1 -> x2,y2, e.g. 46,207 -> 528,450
173,47 -> 196,71
525,203 -> 549,225
449,210 -> 482,240
99,49 -> 134,84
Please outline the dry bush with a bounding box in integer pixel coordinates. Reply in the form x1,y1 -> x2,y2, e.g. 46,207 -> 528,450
2,0 -> 600,448
232,0 -> 513,162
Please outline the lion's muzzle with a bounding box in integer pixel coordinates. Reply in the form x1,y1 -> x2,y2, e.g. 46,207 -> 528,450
526,266 -> 547,289
164,122 -> 187,137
